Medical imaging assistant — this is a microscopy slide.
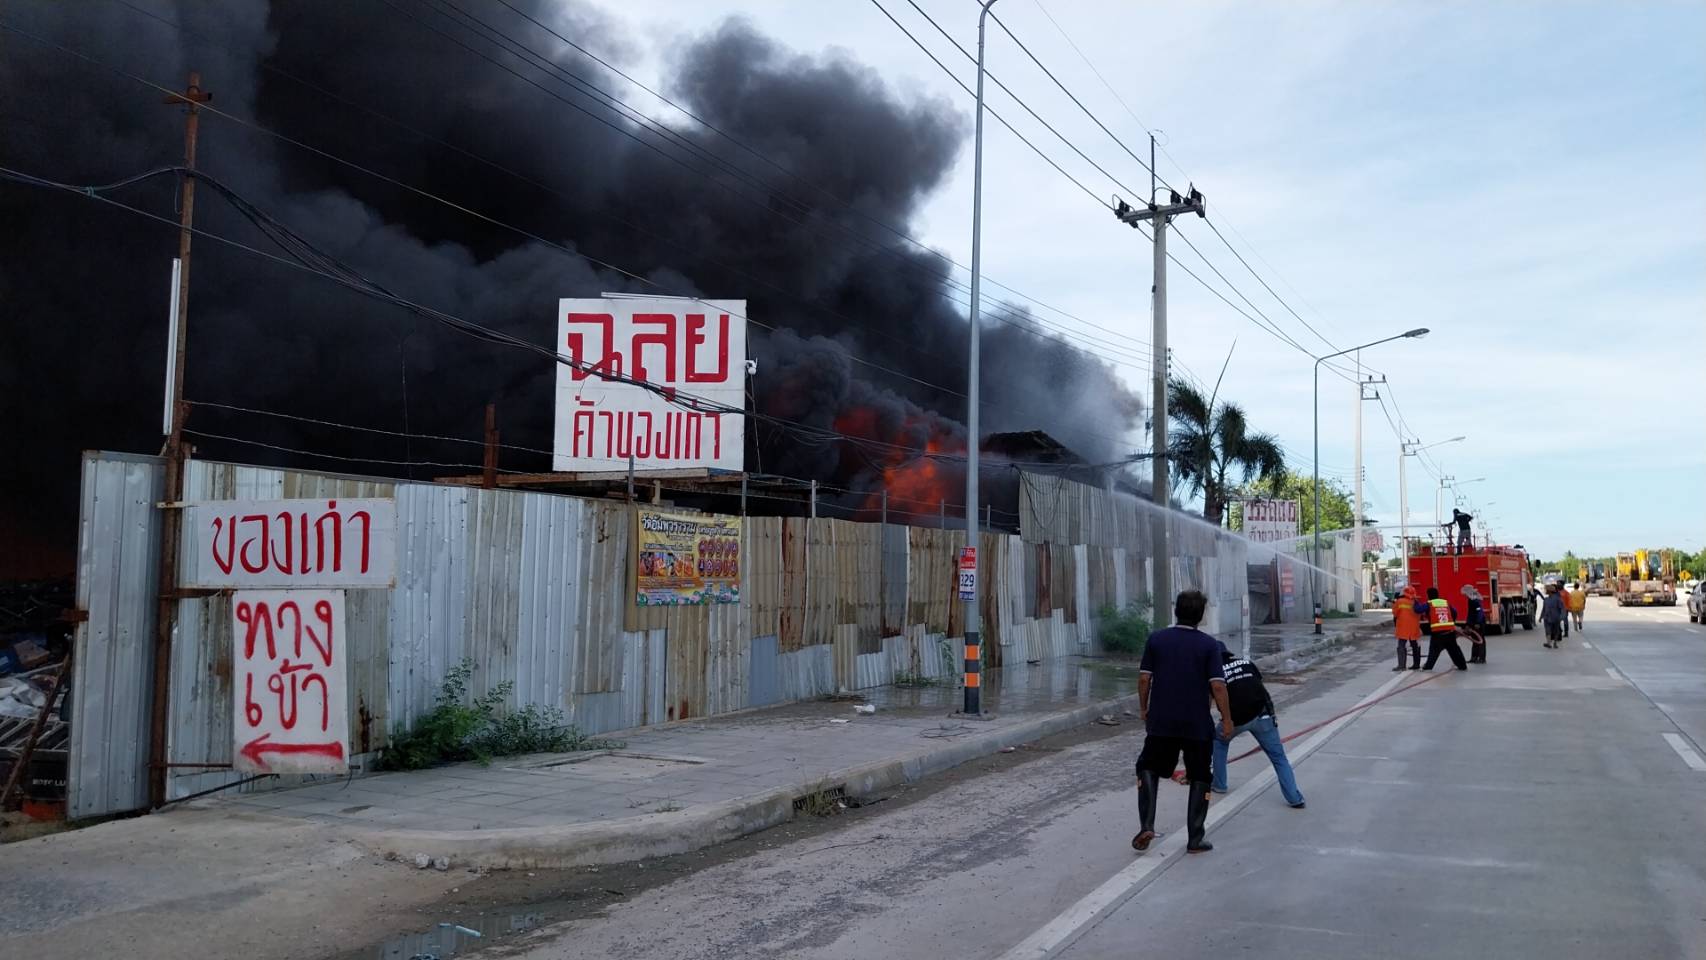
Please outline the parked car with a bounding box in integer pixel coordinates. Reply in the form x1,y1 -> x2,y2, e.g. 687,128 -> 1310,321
1688,582 -> 1706,623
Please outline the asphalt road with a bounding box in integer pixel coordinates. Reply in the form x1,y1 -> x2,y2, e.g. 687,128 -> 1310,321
1053,597 -> 1706,959
489,598 -> 1706,960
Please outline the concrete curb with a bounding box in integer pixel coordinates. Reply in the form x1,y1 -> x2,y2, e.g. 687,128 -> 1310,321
350,690 -> 1144,871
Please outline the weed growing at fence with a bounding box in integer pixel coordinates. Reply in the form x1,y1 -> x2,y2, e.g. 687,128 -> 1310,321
892,671 -> 941,687
1097,600 -> 1156,656
380,660 -> 621,770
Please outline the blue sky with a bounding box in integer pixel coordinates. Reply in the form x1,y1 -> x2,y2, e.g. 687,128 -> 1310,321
618,0 -> 1704,558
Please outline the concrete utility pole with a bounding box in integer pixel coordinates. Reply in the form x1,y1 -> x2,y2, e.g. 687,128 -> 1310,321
149,72 -> 211,809
1352,373 -> 1386,613
961,0 -> 999,718
1114,177 -> 1205,613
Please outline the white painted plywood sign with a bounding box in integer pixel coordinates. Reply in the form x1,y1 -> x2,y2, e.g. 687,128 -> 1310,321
552,297 -> 747,473
232,589 -> 349,774
185,498 -> 395,588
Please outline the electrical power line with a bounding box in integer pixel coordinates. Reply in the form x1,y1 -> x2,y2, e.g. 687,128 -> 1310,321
6,154 -> 1149,477
871,1 -> 1369,385
1018,0 -> 1375,378
92,1 -> 1160,415
476,0 -> 1129,343
399,0 -> 1159,371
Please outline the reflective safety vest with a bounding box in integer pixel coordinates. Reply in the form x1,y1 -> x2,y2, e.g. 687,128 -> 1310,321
1428,598 -> 1457,633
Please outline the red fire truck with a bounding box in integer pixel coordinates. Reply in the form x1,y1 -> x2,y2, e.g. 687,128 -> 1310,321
1405,540 -> 1535,634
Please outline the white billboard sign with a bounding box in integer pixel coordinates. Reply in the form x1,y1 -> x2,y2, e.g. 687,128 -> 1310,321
553,298 -> 747,473
232,589 -> 348,774
1244,499 -> 1300,544
185,498 -> 396,588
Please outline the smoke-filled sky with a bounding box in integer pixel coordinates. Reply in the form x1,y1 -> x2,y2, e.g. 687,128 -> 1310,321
0,0 -> 1144,570
614,0 -> 1705,560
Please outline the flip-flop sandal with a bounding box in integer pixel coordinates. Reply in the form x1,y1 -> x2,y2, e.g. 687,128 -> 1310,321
1132,830 -> 1156,852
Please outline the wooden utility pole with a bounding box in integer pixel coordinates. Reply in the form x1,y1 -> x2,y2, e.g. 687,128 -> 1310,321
148,73 -> 211,809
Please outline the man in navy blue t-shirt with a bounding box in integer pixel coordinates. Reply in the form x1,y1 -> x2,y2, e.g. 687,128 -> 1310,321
1134,589 -> 1234,854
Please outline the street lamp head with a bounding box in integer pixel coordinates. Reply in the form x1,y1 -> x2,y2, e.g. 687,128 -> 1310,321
1446,435 -> 1466,443
1403,327 -> 1430,339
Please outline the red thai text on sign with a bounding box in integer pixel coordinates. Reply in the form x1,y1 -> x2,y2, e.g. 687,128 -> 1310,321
232,589 -> 349,774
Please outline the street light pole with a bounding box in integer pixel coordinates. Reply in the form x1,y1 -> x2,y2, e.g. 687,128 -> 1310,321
961,0 -> 998,718
1312,328 -> 1428,633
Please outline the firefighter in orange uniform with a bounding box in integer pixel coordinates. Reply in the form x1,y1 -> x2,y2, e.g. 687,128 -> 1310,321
1421,586 -> 1468,671
1392,586 -> 1425,671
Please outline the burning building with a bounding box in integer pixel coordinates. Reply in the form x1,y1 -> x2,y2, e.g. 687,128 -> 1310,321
0,1 -> 1143,568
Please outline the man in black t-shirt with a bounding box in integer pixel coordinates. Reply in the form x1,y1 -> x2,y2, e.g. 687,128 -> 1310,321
1210,646 -> 1306,808
1134,589 -> 1234,855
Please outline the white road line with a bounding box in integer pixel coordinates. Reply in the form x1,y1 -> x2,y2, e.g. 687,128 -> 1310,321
1661,733 -> 1706,772
1688,628 -> 1701,635
1581,641 -> 1593,649
1605,667 -> 1623,682
995,670 -> 1415,960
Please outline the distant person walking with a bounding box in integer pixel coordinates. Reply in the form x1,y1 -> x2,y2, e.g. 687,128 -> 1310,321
1556,583 -> 1574,637
1134,589 -> 1234,855
1210,646 -> 1306,808
1392,586 -> 1425,671
1422,586 -> 1468,670
1567,583 -> 1587,632
1541,583 -> 1566,648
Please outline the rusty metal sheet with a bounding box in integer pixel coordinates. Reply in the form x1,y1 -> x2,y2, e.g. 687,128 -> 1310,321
779,517 -> 807,652
880,523 -> 908,637
907,526 -> 958,635
747,517 -> 783,640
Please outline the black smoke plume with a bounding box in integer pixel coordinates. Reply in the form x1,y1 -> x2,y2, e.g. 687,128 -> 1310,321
0,0 -> 1141,572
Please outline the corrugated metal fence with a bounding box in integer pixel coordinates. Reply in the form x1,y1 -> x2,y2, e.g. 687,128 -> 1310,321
69,454 -> 1249,818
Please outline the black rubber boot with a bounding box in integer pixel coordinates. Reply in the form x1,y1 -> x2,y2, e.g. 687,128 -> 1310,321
1186,781 -> 1214,853
1132,771 -> 1159,852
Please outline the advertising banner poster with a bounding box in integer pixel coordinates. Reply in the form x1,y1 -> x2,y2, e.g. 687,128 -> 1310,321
634,509 -> 742,606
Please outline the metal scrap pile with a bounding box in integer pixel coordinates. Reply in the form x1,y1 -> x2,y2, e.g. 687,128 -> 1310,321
0,578 -> 73,818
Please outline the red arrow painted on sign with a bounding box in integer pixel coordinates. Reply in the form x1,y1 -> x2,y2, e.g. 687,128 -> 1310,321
239,733 -> 345,771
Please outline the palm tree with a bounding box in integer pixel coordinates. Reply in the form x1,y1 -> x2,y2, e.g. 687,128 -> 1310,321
1167,377 -> 1285,525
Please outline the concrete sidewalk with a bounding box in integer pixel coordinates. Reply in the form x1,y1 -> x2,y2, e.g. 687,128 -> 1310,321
204,656 -> 1152,869
1248,609 -> 1391,662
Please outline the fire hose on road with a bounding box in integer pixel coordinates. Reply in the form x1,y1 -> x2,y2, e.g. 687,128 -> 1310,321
1171,667 -> 1452,783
